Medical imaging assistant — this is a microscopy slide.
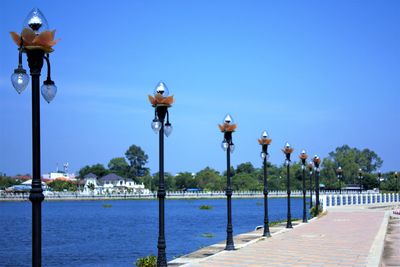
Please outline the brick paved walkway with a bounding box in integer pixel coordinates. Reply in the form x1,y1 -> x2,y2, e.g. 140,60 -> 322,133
184,210 -> 385,267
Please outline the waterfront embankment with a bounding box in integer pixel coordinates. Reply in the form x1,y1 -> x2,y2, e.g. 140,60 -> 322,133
169,203 -> 400,267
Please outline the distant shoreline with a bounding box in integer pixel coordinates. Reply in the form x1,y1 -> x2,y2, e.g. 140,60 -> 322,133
0,191 -> 309,202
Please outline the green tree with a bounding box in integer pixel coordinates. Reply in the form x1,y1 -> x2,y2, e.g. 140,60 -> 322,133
78,164 -> 109,178
48,180 -> 77,191
175,172 -> 197,190
232,172 -> 260,190
108,157 -> 129,177
322,145 -> 383,190
125,145 -> 149,179
195,167 -> 224,191
0,176 -> 20,189
235,162 -> 255,174
151,172 -> 176,191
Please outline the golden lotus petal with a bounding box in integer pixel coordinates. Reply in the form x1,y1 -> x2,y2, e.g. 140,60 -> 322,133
21,28 -> 36,45
10,32 -> 22,46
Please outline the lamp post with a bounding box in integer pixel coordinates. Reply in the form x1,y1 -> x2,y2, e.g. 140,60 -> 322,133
307,161 -> 314,209
313,155 -> 321,216
149,81 -> 174,267
219,114 -> 237,250
258,131 -> 272,236
299,149 -> 308,223
10,8 -> 59,267
395,172 -> 399,193
377,171 -> 382,192
336,166 -> 343,194
358,168 -> 363,194
282,142 -> 294,228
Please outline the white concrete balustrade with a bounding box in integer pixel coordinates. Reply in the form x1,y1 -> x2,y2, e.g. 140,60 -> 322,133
321,193 -> 400,211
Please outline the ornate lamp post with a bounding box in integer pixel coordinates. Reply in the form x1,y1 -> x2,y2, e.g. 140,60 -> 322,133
299,149 -> 308,223
336,166 -> 343,194
282,142 -> 294,228
313,155 -> 321,216
149,81 -> 174,267
307,161 -> 314,209
358,168 -> 363,194
219,114 -> 237,250
10,8 -> 59,267
258,131 -> 272,236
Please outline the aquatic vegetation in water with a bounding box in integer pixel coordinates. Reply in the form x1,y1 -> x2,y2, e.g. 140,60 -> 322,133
102,204 -> 112,208
201,233 -> 214,238
256,202 -> 263,206
135,255 -> 156,267
199,205 -> 213,210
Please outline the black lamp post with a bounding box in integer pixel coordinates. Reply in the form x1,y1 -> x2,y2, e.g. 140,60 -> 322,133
336,166 -> 343,194
219,114 -> 237,250
307,161 -> 314,209
299,149 -> 308,223
313,155 -> 321,216
377,171 -> 382,192
358,168 -> 363,194
10,8 -> 58,267
395,172 -> 399,193
258,131 -> 272,236
282,142 -> 294,228
149,81 -> 174,267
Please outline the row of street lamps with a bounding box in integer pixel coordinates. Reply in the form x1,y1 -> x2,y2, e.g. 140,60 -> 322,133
10,8 -> 400,267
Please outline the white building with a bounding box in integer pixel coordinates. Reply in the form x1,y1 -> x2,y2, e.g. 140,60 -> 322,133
82,173 -> 150,195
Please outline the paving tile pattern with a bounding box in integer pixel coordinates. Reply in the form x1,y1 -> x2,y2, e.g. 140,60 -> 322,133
186,211 -> 384,267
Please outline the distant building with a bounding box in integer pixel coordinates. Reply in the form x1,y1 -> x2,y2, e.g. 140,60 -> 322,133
42,172 -> 76,181
82,173 -> 150,195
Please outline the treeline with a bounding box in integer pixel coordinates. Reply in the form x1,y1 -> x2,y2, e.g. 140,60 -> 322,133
76,144 -> 399,192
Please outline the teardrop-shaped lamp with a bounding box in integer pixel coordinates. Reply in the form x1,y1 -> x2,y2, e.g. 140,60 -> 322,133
41,80 -> 57,103
151,119 -> 162,133
23,8 -> 49,33
11,68 -> 30,94
164,123 -> 173,137
221,140 -> 228,151
154,81 -> 169,96
223,114 -> 233,124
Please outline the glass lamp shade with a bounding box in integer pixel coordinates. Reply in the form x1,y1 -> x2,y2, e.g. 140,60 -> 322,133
261,131 -> 269,139
284,142 -> 291,149
11,69 -> 30,94
24,8 -> 49,33
229,144 -> 235,153
164,123 -> 173,137
41,80 -> 57,103
154,81 -> 169,96
151,119 -> 162,133
223,114 -> 234,124
221,140 -> 228,151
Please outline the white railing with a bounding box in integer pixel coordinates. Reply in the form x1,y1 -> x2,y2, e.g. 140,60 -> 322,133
320,193 -> 400,211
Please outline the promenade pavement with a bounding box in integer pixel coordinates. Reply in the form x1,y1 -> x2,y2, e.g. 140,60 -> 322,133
176,205 -> 396,267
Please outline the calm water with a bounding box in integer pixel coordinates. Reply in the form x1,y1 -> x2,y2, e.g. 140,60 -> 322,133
0,198 -> 308,267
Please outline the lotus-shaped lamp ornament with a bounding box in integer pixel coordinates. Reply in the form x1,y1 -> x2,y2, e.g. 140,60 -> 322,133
258,131 -> 272,145
148,81 -> 174,107
218,114 -> 237,132
10,8 -> 59,53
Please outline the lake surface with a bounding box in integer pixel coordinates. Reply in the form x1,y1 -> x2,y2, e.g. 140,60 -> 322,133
0,198 -> 308,267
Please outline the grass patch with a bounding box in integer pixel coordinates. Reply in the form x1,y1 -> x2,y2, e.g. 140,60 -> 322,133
199,205 -> 213,210
201,233 -> 214,238
102,203 -> 112,208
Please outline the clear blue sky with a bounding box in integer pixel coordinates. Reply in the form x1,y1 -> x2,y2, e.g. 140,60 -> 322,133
1,0 -> 399,176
